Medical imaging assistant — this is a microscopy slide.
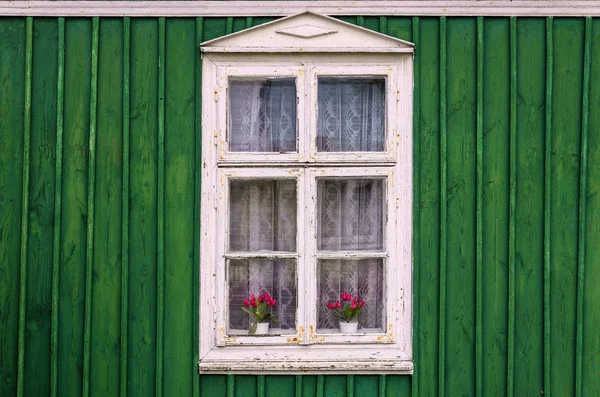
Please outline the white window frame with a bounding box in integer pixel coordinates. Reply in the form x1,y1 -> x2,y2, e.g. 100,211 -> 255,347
199,12 -> 414,374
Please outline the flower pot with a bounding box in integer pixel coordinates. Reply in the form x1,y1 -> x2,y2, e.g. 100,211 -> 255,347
255,322 -> 270,335
339,321 -> 358,333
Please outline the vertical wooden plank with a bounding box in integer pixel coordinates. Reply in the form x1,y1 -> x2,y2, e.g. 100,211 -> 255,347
245,17 -> 253,29
323,375 -> 345,397
411,16 -> 419,397
200,375 -> 227,396
59,17 -> 91,397
355,375 -> 379,397
228,374 -> 235,397
550,17 -> 584,397
82,16 -> 99,397
543,16 -> 553,397
386,17 -> 412,41
0,17 -> 26,397
575,17 -> 591,397
356,16 -> 365,27
386,376 -> 411,397
234,376 -> 256,397
379,16 -> 387,35
483,17 -> 510,397
475,16 -> 483,397
16,16 -> 32,397
507,16 -> 517,397
257,375 -> 265,397
24,16 -> 58,397
445,17 -> 477,397
156,16 -> 165,397
582,17 -> 600,397
128,17 -> 159,397
163,17 -> 196,397
193,16 -> 203,397
417,16 -> 440,397
438,16 -> 447,397
51,16 -> 65,397
226,17 -> 233,34
121,16 -> 130,397
265,376 -> 295,397
316,375 -> 324,397
90,17 -> 123,397
347,375 -> 354,397
295,375 -> 303,397
378,375 -> 386,397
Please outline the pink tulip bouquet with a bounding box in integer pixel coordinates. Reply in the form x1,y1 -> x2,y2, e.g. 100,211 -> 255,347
326,292 -> 365,323
241,292 -> 278,334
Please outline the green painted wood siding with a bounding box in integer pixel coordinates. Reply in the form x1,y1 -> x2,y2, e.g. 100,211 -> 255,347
0,15 -> 599,397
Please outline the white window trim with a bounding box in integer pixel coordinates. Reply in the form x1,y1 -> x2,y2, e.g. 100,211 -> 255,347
199,12 -> 414,374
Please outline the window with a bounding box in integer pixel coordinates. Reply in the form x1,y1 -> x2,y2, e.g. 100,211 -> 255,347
199,12 -> 414,374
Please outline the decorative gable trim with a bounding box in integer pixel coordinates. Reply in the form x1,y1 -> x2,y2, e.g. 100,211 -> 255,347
200,12 -> 414,54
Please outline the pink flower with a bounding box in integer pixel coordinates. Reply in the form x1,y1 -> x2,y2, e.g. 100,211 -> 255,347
336,301 -> 342,309
271,299 -> 277,306
250,294 -> 255,302
327,302 -> 335,310
350,303 -> 357,310
251,300 -> 258,308
264,292 -> 271,300
352,296 -> 358,304
359,300 -> 365,308
258,295 -> 265,303
243,299 -> 250,307
341,292 -> 350,301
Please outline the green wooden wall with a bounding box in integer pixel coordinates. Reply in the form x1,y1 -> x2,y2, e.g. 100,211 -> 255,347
0,14 -> 599,397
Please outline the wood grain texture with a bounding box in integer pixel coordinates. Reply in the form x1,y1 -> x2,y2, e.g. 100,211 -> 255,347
550,17 -> 584,397
163,17 -> 196,397
482,17 -> 509,397
416,16 -> 440,397
582,18 -> 600,397
445,16 -> 477,397
0,16 -> 26,397
128,17 -> 159,397
514,17 -> 545,397
90,17 -> 123,397
24,16 -> 58,397
58,17 -> 92,397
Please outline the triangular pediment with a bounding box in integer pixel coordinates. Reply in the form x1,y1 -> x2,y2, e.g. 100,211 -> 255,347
200,12 -> 414,53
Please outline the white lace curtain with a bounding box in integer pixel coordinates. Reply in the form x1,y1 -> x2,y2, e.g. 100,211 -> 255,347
229,79 -> 297,152
317,78 -> 385,152
228,180 -> 297,332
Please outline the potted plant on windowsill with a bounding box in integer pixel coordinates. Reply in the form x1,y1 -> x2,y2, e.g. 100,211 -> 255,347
242,292 -> 278,335
327,292 -> 365,333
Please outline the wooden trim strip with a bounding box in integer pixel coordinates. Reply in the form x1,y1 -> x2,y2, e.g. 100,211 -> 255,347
346,375 -> 354,397
51,16 -> 65,397
120,16 -> 131,397
317,375 -> 324,397
193,15 -> 203,397
226,17 -> 233,34
379,375 -> 386,397
507,15 -> 517,397
2,1 -> 600,17
17,15 -> 33,397
438,15 -> 447,397
475,15 -> 484,397
543,16 -> 553,397
411,15 -> 420,397
156,16 -> 166,397
227,374 -> 234,397
82,16 -> 99,397
257,375 -> 265,397
575,16 -> 592,397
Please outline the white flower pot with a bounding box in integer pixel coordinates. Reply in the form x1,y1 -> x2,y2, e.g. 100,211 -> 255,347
255,322 -> 270,335
339,321 -> 358,333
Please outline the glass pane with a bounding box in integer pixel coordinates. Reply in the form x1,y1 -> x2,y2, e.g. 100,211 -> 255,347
317,259 -> 385,332
229,78 -> 297,152
317,77 -> 385,152
228,259 -> 297,334
229,179 -> 297,252
317,179 -> 384,251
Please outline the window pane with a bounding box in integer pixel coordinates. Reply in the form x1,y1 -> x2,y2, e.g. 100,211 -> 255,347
317,77 -> 385,152
229,79 -> 297,152
317,259 -> 384,332
230,179 -> 297,252
317,178 -> 384,251
228,259 -> 297,334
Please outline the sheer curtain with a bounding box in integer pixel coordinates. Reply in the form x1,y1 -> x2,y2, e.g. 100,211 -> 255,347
317,179 -> 385,331
228,180 -> 297,333
229,79 -> 297,152
317,78 -> 385,152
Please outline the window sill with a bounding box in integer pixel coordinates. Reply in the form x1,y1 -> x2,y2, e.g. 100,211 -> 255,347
198,345 -> 413,375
